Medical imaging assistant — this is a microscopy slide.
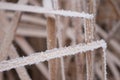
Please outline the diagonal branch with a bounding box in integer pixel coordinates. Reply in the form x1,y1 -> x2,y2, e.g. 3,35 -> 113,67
0,40 -> 106,72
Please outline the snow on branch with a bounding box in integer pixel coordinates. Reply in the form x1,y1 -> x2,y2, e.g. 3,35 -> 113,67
0,2 -> 94,19
0,40 -> 106,72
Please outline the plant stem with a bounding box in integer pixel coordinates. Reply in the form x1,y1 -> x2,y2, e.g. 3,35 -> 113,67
84,0 -> 96,80
47,17 -> 58,80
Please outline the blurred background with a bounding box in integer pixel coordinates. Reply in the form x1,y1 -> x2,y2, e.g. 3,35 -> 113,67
0,0 -> 120,80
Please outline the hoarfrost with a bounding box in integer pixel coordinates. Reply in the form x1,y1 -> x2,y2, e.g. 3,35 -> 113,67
0,40 -> 106,72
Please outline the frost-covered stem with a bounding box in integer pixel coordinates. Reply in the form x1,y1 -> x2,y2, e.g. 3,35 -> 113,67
84,0 -> 96,80
102,48 -> 107,80
0,2 -> 94,19
84,18 -> 95,80
0,40 -> 106,72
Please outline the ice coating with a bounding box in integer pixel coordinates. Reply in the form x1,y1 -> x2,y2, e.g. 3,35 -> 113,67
0,2 -> 94,19
103,47 -> 107,80
0,40 -> 106,72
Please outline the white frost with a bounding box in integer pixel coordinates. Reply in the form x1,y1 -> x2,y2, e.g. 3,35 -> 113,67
103,47 -> 107,80
0,40 -> 106,72
0,2 -> 94,19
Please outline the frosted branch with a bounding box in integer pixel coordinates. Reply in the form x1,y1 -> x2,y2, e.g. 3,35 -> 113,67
0,2 -> 94,19
103,47 -> 107,80
0,40 -> 106,72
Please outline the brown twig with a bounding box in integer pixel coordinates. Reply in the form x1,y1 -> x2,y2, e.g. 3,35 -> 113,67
43,0 -> 60,80
71,0 -> 85,80
84,0 -> 96,80
47,16 -> 58,80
